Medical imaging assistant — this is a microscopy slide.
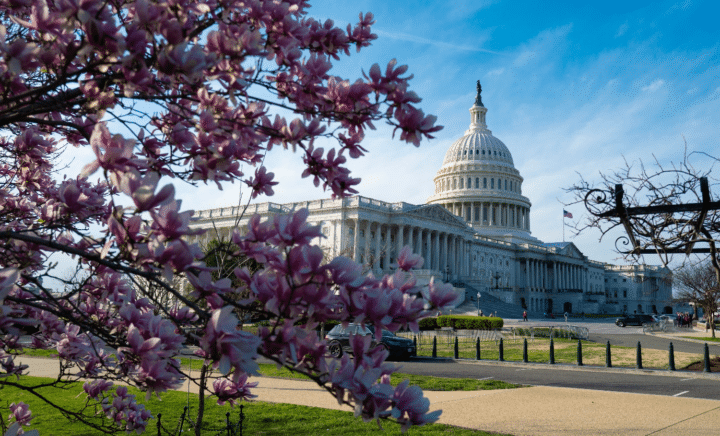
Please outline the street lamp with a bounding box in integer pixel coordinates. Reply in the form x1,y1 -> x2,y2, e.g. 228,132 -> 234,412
477,292 -> 481,316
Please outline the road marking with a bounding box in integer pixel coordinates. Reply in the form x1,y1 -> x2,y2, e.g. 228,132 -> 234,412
672,391 -> 689,397
477,376 -> 493,380
515,368 -> 530,371
680,378 -> 694,382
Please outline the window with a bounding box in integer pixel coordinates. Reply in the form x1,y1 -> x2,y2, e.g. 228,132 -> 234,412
475,178 -> 479,188
467,177 -> 471,189
459,178 -> 464,188
491,178 -> 494,189
483,178 -> 487,188
623,290 -> 627,298
505,180 -> 508,190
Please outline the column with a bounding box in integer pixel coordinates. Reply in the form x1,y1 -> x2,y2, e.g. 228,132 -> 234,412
424,230 -> 431,269
440,233 -> 447,274
364,220 -> 371,266
384,225 -> 391,271
397,224 -> 404,258
373,223 -> 381,271
525,259 -> 530,291
353,219 -> 360,262
553,261 -> 557,292
409,227 -> 415,253
450,235 -> 455,279
433,231 -> 439,270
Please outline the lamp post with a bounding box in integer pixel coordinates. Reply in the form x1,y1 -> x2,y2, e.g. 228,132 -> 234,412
477,292 -> 481,316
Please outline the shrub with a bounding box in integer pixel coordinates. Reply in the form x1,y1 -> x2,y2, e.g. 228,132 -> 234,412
436,315 -> 503,329
418,317 -> 438,330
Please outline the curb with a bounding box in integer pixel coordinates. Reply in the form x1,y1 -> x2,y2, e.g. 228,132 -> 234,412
409,356 -> 720,380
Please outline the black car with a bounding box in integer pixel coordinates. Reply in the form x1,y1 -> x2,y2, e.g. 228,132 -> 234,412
325,324 -> 416,361
615,314 -> 655,327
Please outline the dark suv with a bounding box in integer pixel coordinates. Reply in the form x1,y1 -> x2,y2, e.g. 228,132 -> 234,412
324,324 -> 416,361
615,314 -> 655,327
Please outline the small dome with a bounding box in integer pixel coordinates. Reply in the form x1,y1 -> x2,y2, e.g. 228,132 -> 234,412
442,130 -> 514,167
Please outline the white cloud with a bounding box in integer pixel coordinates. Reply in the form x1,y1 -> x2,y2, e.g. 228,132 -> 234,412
615,22 -> 629,38
642,79 -> 666,92
373,29 -> 498,54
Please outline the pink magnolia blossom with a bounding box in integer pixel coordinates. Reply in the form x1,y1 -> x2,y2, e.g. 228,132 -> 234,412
0,0 -> 445,431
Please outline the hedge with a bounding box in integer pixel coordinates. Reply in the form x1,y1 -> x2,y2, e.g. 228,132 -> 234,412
418,317 -> 438,330
434,315 -> 503,330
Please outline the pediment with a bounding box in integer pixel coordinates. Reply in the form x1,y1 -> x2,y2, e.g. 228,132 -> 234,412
560,243 -> 586,260
404,205 -> 468,228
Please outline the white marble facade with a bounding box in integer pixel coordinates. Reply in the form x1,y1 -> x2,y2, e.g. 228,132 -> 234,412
188,86 -> 673,315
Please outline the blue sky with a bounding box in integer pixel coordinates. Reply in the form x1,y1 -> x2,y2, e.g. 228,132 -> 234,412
63,0 -> 719,267
209,0 -> 718,266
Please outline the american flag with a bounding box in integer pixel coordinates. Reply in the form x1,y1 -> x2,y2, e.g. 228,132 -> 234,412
563,210 -> 573,219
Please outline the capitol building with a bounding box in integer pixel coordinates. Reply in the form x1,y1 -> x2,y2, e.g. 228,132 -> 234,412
188,84 -> 673,317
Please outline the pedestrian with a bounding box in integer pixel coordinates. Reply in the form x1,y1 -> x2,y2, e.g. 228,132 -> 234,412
523,310 -> 528,322
564,311 -> 569,322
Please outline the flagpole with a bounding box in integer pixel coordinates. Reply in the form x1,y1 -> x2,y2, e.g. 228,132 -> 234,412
562,214 -> 565,242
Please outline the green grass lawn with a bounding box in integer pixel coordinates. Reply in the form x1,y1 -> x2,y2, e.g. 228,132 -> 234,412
413,336 -> 704,369
683,336 -> 720,342
2,376 -> 509,435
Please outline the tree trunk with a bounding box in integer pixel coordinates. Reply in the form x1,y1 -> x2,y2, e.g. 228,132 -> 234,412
195,363 -> 209,436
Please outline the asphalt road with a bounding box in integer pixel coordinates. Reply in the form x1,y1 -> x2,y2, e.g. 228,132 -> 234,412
395,358 -> 720,400
387,321 -> 720,401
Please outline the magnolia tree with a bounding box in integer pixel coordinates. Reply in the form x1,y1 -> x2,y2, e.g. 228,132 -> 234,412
0,0 -> 457,434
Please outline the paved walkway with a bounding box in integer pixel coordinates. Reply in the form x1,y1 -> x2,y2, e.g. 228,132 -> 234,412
15,346 -> 720,436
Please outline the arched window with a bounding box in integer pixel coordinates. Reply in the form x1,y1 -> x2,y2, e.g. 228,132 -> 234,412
491,178 -> 494,189
475,178 -> 479,188
483,178 -> 487,188
459,178 -> 464,189
467,177 -> 471,189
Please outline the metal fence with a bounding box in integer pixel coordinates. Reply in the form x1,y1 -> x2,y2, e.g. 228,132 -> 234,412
155,405 -> 245,436
510,325 -> 589,340
396,329 -> 503,349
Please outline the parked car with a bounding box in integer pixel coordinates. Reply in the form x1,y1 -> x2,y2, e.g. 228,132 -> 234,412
615,314 -> 655,327
325,324 -> 416,361
651,315 -> 673,324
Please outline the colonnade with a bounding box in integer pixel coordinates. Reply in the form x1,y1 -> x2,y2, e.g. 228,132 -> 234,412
348,219 -> 470,278
525,259 -> 587,292
440,201 -> 529,231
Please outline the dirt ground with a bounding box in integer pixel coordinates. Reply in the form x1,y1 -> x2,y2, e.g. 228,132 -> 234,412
683,356 -> 720,372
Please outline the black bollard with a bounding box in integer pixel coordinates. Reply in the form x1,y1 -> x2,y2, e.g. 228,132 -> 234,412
523,338 -> 529,363
668,342 -> 675,371
577,339 -> 583,366
704,343 -> 711,373
476,337 -> 481,360
156,413 -> 162,436
636,342 -> 643,369
413,335 -> 417,350
499,338 -> 504,361
454,336 -> 459,359
432,336 -> 437,358
606,341 -> 612,368
549,338 -> 555,364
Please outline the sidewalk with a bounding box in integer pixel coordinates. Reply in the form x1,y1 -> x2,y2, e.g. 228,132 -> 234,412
15,356 -> 720,436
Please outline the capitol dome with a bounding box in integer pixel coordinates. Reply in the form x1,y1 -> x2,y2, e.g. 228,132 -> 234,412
427,82 -> 538,244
